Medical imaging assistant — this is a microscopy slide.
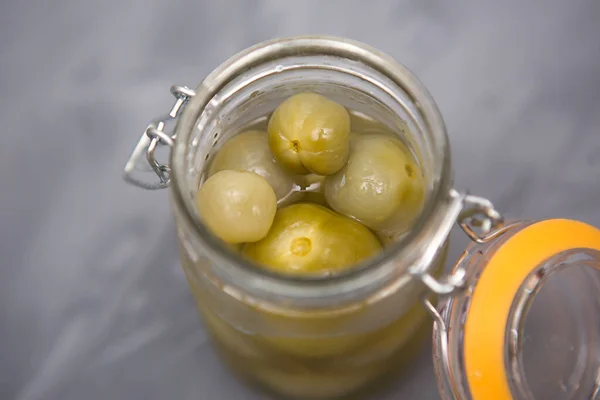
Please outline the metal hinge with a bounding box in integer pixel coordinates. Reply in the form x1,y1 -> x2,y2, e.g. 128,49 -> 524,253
410,189 -> 505,296
123,85 -> 196,190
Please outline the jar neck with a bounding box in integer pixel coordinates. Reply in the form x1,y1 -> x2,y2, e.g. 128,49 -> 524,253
170,36 -> 453,310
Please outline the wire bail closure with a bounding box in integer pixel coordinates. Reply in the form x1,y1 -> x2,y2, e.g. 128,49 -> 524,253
410,189 -> 505,298
417,189 -> 505,373
123,85 -> 196,190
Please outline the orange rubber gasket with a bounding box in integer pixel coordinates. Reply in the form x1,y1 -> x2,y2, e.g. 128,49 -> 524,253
464,219 -> 600,400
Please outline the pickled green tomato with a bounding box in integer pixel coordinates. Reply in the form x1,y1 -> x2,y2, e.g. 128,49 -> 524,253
197,170 -> 277,244
208,130 -> 296,201
268,93 -> 351,175
250,307 -> 429,399
243,203 -> 381,275
324,134 -> 426,233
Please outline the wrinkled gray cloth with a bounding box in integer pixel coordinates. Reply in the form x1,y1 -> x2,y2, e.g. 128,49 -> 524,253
2,0 -> 600,399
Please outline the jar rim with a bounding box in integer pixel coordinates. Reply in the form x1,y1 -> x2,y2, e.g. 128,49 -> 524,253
170,35 -> 453,307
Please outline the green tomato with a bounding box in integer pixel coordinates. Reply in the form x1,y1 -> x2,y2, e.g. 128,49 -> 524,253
243,203 -> 382,275
268,93 -> 351,175
197,170 -> 277,244
324,134 -> 426,234
208,130 -> 297,201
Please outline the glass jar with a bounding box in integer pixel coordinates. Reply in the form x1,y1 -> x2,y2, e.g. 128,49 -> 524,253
123,35 -> 600,400
124,36 -> 468,399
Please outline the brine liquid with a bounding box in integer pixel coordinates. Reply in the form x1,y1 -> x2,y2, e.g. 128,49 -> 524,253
184,108 -> 438,399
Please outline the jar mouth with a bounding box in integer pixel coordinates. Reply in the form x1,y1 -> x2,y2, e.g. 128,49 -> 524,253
170,35 -> 452,307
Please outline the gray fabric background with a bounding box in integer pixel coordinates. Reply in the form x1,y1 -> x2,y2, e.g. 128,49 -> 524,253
2,0 -> 599,399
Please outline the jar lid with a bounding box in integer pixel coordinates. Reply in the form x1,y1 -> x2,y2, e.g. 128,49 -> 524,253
432,219 -> 600,399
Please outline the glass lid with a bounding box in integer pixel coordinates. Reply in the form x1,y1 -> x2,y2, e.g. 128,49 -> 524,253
432,219 -> 600,400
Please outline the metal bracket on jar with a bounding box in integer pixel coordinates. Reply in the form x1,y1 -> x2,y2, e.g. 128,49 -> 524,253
414,189 -> 504,342
410,189 -> 505,297
123,85 -> 196,190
